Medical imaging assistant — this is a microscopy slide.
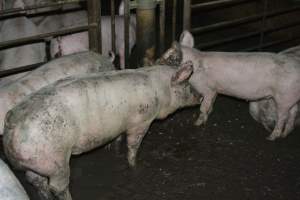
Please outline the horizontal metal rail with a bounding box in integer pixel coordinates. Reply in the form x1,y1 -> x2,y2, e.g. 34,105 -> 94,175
192,5 -> 300,34
0,0 -> 85,17
0,25 -> 89,50
242,35 -> 300,51
191,0 -> 256,10
0,62 -> 46,78
197,20 -> 300,49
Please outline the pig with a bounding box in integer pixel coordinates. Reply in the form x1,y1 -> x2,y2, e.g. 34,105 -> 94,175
0,16 -> 46,85
0,51 -> 115,135
3,62 -> 200,200
0,158 -> 29,200
4,0 -> 82,25
157,30 -> 300,141
249,45 -> 300,137
50,1 -> 136,69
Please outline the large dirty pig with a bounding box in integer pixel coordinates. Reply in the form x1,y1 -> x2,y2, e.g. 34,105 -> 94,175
3,62 -> 200,200
50,1 -> 136,69
249,45 -> 300,137
0,51 -> 115,135
157,30 -> 300,141
0,158 -> 29,200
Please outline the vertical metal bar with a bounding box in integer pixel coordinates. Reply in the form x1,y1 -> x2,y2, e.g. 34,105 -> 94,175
87,0 -> 102,53
183,0 -> 191,30
111,0 -> 116,53
172,0 -> 177,41
159,0 -> 166,54
136,0 -> 156,67
124,0 -> 130,69
259,0 -> 268,50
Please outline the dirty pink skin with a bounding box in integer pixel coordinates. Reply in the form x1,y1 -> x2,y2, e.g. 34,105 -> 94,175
158,30 -> 300,141
3,63 -> 200,200
249,45 -> 300,137
0,51 -> 115,136
50,1 -> 136,69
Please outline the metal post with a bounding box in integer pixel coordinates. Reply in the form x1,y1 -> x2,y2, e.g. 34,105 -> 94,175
124,0 -> 130,68
136,0 -> 156,67
172,0 -> 177,41
183,0 -> 191,30
159,0 -> 166,54
111,0 -> 116,53
87,0 -> 101,53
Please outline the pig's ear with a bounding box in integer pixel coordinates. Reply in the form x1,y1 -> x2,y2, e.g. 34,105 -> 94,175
172,41 -> 181,51
118,0 -> 124,15
179,30 -> 194,48
171,61 -> 193,85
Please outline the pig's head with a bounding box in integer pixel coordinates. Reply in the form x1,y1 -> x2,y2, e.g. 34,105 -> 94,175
159,61 -> 201,118
157,30 -> 196,66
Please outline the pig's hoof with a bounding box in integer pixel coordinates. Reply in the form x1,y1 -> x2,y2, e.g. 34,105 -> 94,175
266,134 -> 278,141
194,116 -> 207,126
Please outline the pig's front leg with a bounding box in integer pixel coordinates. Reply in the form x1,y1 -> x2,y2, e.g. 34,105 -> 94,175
126,123 -> 150,167
194,91 -> 217,126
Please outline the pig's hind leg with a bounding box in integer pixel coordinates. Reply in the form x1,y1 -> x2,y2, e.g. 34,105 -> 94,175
267,99 -> 295,141
194,91 -> 217,126
48,162 -> 71,200
26,171 -> 54,200
126,123 -> 151,167
281,104 -> 298,138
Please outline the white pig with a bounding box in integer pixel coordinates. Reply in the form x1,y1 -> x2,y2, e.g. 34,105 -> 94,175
0,158 -> 29,200
0,51 -> 115,135
157,30 -> 300,141
50,1 -> 136,69
3,62 -> 200,200
249,45 -> 300,137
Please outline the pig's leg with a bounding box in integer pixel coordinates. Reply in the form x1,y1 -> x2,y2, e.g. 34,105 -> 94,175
48,162 -> 71,200
105,135 -> 123,153
126,123 -> 150,167
26,171 -> 54,200
194,91 -> 217,126
114,135 -> 123,153
267,103 -> 291,141
281,105 -> 297,138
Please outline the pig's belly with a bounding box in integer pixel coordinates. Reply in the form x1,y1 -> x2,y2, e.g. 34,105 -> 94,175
215,77 -> 272,100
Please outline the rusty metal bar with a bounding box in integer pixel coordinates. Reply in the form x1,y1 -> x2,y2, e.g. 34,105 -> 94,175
183,0 -> 191,30
0,62 -> 45,78
172,0 -> 177,40
136,0 -> 156,67
192,5 -> 300,35
0,0 -> 85,19
124,0 -> 130,68
191,0 -> 256,10
0,25 -> 89,50
159,0 -> 166,54
197,20 -> 300,49
87,0 -> 101,53
111,0 -> 116,53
